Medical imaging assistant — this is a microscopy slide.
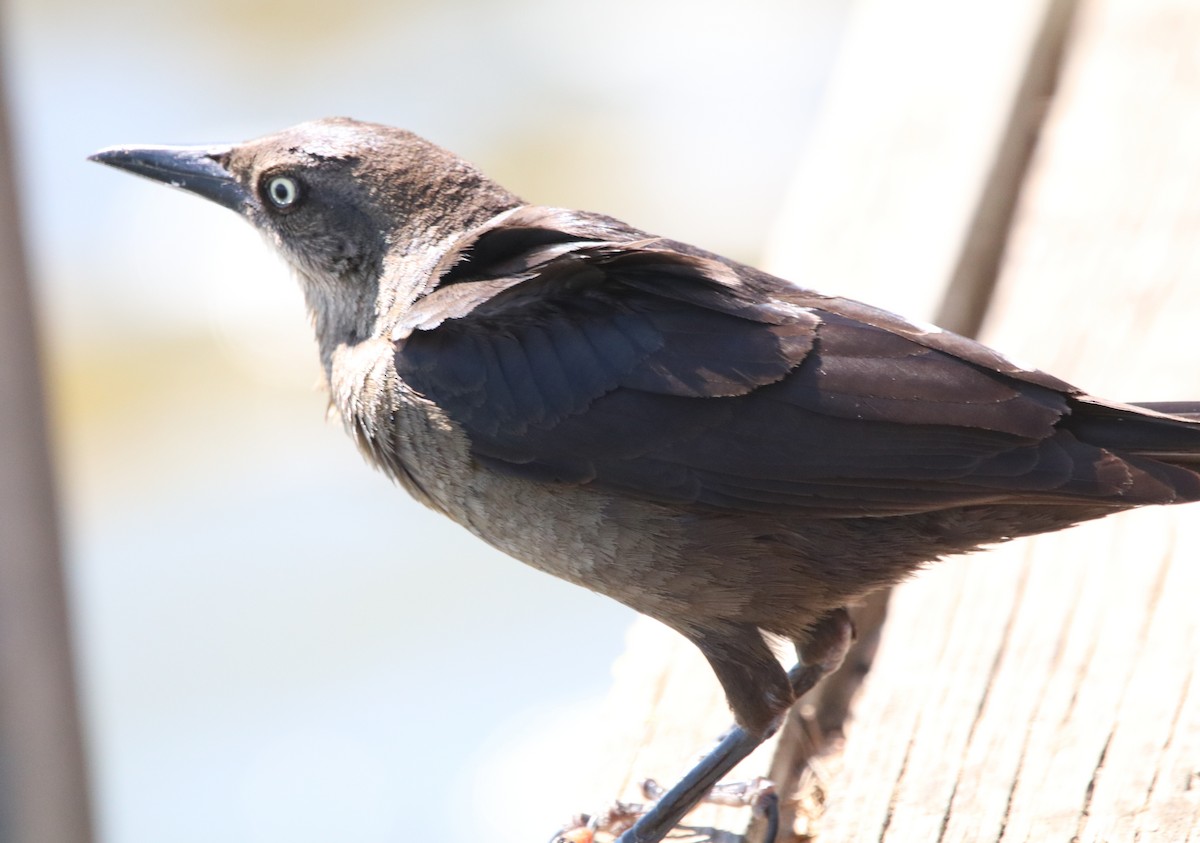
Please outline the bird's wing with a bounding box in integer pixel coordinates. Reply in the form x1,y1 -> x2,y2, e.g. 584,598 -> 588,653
391,207 -> 1193,516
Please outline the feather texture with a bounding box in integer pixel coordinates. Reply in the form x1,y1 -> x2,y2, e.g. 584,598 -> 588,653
393,207 -> 1200,516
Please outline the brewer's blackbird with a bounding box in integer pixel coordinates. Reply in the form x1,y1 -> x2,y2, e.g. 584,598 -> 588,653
91,118 -> 1200,842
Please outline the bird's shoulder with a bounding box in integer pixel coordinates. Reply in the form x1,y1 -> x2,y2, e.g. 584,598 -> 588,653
391,202 -> 1073,415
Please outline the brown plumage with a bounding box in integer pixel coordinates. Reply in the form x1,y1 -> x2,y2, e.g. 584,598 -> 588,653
91,118 -> 1200,842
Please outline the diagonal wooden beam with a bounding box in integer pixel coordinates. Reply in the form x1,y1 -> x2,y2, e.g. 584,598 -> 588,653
0,43 -> 94,843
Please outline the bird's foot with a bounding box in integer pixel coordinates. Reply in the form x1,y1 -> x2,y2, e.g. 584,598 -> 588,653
551,610 -> 852,843
549,801 -> 644,843
549,777 -> 778,843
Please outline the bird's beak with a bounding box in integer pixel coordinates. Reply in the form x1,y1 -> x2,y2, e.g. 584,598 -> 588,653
88,144 -> 249,213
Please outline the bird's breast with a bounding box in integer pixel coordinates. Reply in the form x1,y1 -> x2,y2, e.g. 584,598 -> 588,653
327,338 -> 659,592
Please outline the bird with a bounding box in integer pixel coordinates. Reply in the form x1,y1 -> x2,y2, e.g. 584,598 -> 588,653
91,118 -> 1200,842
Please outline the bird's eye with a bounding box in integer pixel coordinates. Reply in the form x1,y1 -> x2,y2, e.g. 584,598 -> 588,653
263,175 -> 301,210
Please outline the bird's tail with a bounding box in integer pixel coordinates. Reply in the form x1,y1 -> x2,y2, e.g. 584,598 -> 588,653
1068,398 -> 1200,466
1133,400 -> 1200,421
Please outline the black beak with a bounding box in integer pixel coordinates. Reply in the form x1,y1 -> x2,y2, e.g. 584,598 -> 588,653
88,144 -> 249,213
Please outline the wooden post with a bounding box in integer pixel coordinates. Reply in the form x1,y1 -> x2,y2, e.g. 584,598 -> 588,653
814,0 -> 1200,838
0,48 -> 94,843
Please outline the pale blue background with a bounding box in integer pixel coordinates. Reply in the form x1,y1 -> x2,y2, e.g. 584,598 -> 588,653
2,1 -> 849,840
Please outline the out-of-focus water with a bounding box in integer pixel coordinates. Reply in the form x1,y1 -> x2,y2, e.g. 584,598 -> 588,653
2,1 -> 849,840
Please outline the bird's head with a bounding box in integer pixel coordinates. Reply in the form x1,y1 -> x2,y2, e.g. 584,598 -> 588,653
90,118 -> 523,362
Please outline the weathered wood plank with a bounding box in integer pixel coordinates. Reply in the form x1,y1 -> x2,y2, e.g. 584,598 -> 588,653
818,0 -> 1200,838
763,0 -> 1070,325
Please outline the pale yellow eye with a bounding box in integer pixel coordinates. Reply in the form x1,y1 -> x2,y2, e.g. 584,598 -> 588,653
264,175 -> 300,208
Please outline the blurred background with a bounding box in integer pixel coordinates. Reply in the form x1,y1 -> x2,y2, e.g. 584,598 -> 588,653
1,1 -> 851,841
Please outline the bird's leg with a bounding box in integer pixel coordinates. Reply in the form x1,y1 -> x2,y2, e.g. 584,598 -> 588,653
806,591 -> 889,739
549,780 -> 778,843
607,609 -> 853,843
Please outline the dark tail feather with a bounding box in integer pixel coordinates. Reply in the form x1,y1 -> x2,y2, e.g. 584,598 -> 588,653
1132,400 -> 1200,421
1066,398 -> 1200,465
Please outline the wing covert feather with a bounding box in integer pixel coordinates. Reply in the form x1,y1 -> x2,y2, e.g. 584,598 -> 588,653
393,207 -> 1196,514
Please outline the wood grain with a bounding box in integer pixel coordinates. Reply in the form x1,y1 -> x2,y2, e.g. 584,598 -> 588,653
818,0 -> 1200,838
